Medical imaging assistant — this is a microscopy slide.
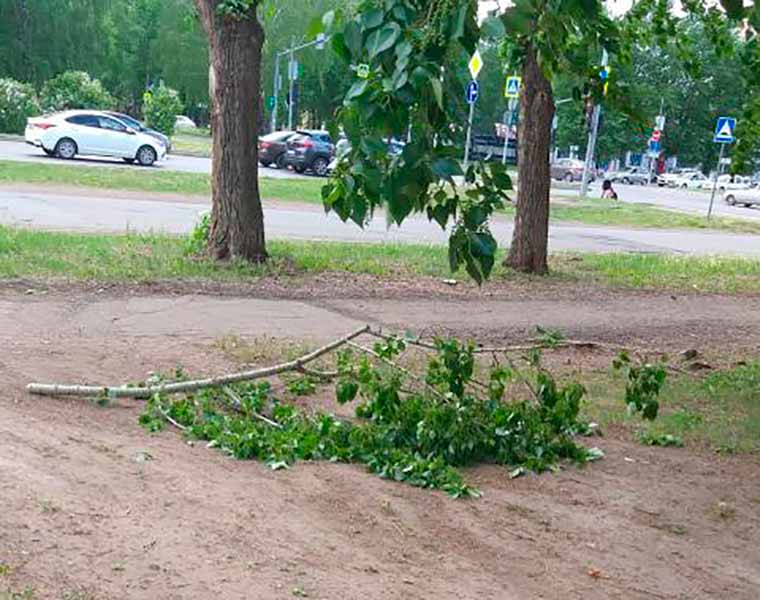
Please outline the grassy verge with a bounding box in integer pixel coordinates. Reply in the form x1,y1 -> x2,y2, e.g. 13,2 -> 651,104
171,132 -> 212,157
584,363 -> 760,454
550,198 -> 760,235
1,226 -> 759,293
0,160 -> 324,202
2,160 -> 760,234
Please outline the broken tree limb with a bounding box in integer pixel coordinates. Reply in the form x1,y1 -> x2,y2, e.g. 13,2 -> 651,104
26,325 -> 370,399
221,385 -> 282,429
346,340 -> 449,402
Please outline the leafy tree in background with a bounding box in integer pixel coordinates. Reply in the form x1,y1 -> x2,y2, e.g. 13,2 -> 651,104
40,71 -> 114,112
0,78 -> 40,134
143,84 -> 183,136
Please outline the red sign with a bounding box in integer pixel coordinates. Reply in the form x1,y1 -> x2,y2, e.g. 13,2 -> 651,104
651,129 -> 661,142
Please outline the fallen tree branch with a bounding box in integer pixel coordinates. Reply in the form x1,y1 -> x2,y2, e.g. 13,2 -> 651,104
296,365 -> 339,379
346,341 -> 449,402
222,386 -> 282,429
366,328 -> 671,357
26,325 -> 370,399
160,408 -> 188,432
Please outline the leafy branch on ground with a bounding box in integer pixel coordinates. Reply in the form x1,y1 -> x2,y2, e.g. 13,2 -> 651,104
614,351 -> 668,420
134,333 -> 644,498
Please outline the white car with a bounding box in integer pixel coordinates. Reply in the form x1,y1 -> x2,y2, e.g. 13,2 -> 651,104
699,174 -> 752,192
724,188 -> 760,208
657,168 -> 701,187
670,172 -> 709,190
174,115 -> 197,129
25,110 -> 166,166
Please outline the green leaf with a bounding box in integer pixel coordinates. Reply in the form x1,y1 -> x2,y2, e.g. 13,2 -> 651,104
346,79 -> 369,100
344,21 -> 362,57
330,33 -> 351,63
429,75 -> 443,109
366,23 -> 401,59
361,8 -> 384,30
432,157 -> 462,182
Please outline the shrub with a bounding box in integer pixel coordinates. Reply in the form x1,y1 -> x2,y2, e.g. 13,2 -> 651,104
40,71 -> 114,112
0,78 -> 40,134
143,84 -> 183,137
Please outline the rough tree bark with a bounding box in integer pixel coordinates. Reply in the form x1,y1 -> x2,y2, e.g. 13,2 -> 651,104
195,0 -> 267,262
506,44 -> 555,275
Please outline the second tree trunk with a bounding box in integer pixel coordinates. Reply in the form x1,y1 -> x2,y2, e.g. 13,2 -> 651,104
507,44 -> 555,274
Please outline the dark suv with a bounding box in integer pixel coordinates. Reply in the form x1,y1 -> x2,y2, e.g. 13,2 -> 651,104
284,130 -> 334,177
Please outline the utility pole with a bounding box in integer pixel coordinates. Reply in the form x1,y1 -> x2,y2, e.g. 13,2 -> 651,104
271,55 -> 280,132
580,49 -> 608,198
287,37 -> 295,130
647,97 -> 665,184
707,143 -> 726,221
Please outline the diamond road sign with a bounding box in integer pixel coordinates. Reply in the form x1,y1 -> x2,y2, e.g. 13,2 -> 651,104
714,117 -> 736,144
468,50 -> 483,80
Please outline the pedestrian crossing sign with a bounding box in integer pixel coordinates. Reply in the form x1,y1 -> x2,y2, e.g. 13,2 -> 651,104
713,117 -> 736,144
505,76 -> 521,99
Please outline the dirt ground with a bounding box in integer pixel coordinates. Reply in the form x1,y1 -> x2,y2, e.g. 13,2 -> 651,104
2,278 -> 759,599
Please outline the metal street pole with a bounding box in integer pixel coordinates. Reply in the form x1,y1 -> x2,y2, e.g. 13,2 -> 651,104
463,99 -> 476,170
271,55 -> 280,132
287,38 -> 295,130
580,49 -> 608,198
707,143 -> 725,221
502,97 -> 518,165
647,97 -> 665,184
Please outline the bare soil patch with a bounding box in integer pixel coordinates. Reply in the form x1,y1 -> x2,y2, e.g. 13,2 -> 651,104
1,282 -> 759,599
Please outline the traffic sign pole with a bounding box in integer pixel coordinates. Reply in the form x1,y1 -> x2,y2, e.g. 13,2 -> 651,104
707,143 -> 726,221
463,50 -> 482,171
581,49 -> 608,197
502,97 -> 518,165
271,55 -> 280,132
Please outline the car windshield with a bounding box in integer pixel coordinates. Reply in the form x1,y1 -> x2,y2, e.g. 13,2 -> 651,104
110,113 -> 142,130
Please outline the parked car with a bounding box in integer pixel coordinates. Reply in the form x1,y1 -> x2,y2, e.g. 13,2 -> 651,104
326,137 -> 404,175
606,166 -> 650,185
284,130 -> 334,176
174,115 -> 197,129
670,171 -> 709,189
699,174 -> 752,192
551,158 -> 595,183
258,130 -> 295,169
25,110 -> 167,166
657,168 -> 700,187
724,188 -> 760,208
106,111 -> 171,153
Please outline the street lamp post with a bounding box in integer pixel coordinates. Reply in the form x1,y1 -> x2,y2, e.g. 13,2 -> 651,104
271,33 -> 328,132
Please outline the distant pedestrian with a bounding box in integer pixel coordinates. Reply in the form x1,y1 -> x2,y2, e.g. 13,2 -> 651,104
601,179 -> 618,200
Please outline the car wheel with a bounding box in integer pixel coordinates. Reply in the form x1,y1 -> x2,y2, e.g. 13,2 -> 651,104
275,153 -> 287,169
725,195 -> 736,206
55,138 -> 77,159
563,172 -> 574,182
621,177 -> 630,185
123,158 -> 135,164
311,157 -> 329,177
294,165 -> 305,174
744,203 -> 752,208
259,160 -> 271,168
681,183 -> 688,189
136,145 -> 157,167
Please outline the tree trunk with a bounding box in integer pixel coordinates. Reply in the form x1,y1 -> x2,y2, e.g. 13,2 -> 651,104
195,1 -> 267,262
506,44 -> 555,274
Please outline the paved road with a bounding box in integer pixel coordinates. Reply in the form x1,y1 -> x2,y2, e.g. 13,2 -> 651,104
2,187 -> 759,256
4,139 -> 760,221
